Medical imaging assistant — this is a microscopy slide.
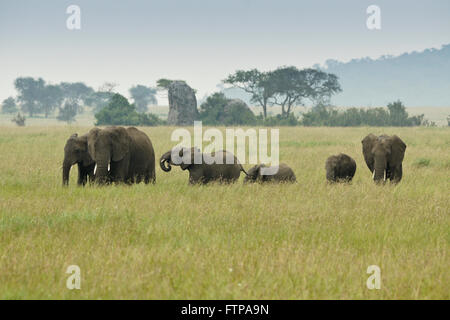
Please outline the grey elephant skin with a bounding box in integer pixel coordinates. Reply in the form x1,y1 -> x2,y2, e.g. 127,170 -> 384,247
325,153 -> 356,183
87,126 -> 156,184
160,147 -> 247,184
63,133 -> 96,186
244,163 -> 296,183
362,134 -> 406,183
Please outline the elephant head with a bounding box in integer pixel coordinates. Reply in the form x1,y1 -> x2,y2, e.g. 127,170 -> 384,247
243,165 -> 262,183
63,133 -> 94,186
160,147 -> 199,172
87,127 -> 131,183
362,134 -> 406,183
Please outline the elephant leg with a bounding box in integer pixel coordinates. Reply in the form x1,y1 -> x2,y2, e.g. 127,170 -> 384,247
77,163 -> 88,186
188,169 -> 204,185
110,158 -> 129,184
144,168 -> 155,184
391,164 -> 403,183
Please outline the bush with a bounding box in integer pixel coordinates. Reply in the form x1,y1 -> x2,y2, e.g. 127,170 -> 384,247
256,113 -> 299,126
300,101 -> 427,127
95,94 -> 164,126
413,158 -> 431,167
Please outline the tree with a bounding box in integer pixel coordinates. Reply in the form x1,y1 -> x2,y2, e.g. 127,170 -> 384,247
303,68 -> 342,105
57,82 -> 94,121
14,77 -> 46,117
267,66 -> 305,117
129,85 -> 158,112
85,90 -> 114,113
95,93 -> 163,126
57,101 -> 78,123
1,97 -> 18,114
40,84 -> 64,117
223,69 -> 273,118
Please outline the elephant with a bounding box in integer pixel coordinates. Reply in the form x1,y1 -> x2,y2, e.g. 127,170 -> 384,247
63,133 -> 96,186
160,147 -> 247,184
325,153 -> 356,183
87,126 -> 155,184
361,134 -> 406,183
244,163 -> 296,183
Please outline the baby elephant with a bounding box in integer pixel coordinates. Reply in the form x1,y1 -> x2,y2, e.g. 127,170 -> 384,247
244,163 -> 297,183
325,154 -> 356,183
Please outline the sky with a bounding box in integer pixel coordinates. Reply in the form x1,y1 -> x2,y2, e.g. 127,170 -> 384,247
1,0 -> 449,104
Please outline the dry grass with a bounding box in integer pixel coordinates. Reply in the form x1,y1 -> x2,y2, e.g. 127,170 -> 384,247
0,126 -> 448,299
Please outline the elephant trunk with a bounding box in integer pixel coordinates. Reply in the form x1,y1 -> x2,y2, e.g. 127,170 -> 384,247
373,157 -> 386,183
160,151 -> 172,172
95,162 -> 109,184
62,160 -> 72,186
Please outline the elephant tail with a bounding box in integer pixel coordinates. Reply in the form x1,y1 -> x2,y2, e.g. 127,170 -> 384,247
240,165 -> 248,176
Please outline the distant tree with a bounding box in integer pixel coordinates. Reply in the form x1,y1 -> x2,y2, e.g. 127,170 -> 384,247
11,113 -> 26,126
85,90 -> 114,113
303,68 -> 342,105
223,69 -> 273,118
57,82 -> 94,121
95,93 -> 163,126
447,115 -> 450,126
129,85 -> 158,112
40,84 -> 64,118
57,101 -> 78,123
387,100 -> 423,126
98,82 -> 117,93
14,77 -> 46,117
1,97 -> 18,114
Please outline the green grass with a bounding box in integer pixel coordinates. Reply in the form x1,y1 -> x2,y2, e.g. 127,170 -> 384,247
0,126 -> 448,299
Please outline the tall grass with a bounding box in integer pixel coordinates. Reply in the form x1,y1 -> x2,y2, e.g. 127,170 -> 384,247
0,126 -> 448,299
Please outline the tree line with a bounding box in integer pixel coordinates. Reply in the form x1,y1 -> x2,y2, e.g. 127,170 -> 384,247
1,77 -> 157,123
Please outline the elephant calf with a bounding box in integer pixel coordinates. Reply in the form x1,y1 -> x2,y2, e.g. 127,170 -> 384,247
63,133 -> 96,186
244,163 -> 297,183
325,153 -> 356,183
160,147 -> 247,184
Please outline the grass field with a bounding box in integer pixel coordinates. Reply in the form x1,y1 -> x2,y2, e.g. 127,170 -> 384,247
0,125 -> 448,299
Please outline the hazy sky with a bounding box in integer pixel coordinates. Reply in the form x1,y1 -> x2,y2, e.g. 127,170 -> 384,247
1,0 -> 449,103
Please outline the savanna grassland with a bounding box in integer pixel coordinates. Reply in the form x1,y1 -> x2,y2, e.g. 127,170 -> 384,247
0,125 -> 448,299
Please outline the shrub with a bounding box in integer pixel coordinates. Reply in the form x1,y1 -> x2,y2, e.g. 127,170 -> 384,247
413,158 -> 431,167
300,101 -> 428,127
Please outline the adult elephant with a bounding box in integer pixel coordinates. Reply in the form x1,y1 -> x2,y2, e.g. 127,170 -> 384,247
361,134 -> 406,183
160,147 -> 247,184
62,133 -> 96,186
87,126 -> 155,184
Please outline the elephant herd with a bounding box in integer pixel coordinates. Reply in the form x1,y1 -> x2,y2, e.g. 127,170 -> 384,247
62,126 -> 407,186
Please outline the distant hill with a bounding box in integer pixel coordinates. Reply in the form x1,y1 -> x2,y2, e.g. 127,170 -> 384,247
221,44 -> 450,107
320,44 -> 450,107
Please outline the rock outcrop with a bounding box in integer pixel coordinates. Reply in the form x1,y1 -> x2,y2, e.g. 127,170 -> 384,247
167,81 -> 198,125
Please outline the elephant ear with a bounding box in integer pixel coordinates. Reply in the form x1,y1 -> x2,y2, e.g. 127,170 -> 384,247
362,134 -> 377,172
180,147 -> 198,170
87,128 -> 101,160
110,127 -> 131,161
388,135 -> 406,165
